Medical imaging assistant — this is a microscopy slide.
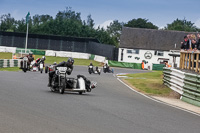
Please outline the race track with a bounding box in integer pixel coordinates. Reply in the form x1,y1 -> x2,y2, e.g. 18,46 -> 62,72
0,66 -> 200,133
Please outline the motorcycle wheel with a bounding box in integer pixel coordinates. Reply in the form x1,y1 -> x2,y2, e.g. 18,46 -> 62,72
51,76 -> 57,92
40,68 -> 43,73
79,92 -> 83,95
59,79 -> 65,94
23,68 -> 27,73
45,66 -> 48,73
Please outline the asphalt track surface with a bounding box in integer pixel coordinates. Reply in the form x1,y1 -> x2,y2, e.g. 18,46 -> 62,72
0,66 -> 200,133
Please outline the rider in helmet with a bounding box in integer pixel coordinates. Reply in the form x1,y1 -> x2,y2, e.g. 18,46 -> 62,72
20,52 -> 34,69
35,56 -> 46,66
48,57 -> 74,87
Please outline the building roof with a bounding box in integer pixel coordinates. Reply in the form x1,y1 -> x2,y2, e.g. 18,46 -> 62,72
119,27 -> 194,51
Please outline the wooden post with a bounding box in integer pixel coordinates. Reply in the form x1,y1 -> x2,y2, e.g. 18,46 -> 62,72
196,53 -> 199,72
182,53 -> 185,69
188,53 -> 191,70
192,52 -> 195,70
185,53 -> 188,69
179,52 -> 182,69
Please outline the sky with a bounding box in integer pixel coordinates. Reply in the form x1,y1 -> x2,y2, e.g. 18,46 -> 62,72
0,0 -> 200,29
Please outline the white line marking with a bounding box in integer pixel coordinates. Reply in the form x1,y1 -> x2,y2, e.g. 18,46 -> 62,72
117,78 -> 200,117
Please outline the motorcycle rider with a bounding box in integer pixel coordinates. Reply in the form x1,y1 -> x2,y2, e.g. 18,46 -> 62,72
48,57 -> 74,87
20,52 -> 34,69
35,56 -> 46,66
104,63 -> 110,72
88,62 -> 94,73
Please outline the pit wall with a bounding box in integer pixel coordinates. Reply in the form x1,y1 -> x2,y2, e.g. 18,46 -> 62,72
163,67 -> 200,107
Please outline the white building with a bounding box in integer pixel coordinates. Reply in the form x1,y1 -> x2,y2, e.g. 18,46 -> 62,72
118,27 -> 189,70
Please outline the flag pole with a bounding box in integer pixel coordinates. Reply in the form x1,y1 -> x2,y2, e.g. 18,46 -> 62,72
25,22 -> 29,54
25,12 -> 30,54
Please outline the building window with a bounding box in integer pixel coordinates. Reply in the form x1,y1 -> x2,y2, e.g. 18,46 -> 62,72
154,51 -> 164,56
127,49 -> 139,54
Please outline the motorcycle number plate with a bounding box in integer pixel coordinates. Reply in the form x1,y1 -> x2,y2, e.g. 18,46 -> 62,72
57,67 -> 67,72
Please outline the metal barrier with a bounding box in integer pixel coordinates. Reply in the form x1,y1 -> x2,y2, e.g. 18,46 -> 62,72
0,59 -> 20,68
163,67 -> 200,107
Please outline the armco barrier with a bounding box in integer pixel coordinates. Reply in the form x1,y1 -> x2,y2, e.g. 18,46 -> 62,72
108,60 -> 142,69
0,59 -> 20,68
163,67 -> 200,107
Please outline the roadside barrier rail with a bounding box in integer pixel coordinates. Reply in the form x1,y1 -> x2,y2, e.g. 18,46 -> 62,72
0,59 -> 21,68
163,67 -> 200,107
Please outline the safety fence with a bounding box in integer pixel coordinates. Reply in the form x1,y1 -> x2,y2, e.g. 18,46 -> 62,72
0,46 -> 106,63
163,67 -> 200,107
45,50 -> 106,63
0,59 -> 21,68
108,60 -> 142,69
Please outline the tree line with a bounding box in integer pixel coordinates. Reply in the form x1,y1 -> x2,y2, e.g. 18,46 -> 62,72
0,7 -> 199,47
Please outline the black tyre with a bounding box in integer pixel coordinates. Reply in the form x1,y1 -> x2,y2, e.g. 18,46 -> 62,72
79,92 -> 83,95
40,69 -> 43,73
23,68 -> 27,73
59,79 -> 65,94
45,66 -> 48,73
51,76 -> 57,92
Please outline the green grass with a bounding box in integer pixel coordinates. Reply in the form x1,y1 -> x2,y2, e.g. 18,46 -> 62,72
0,52 -> 102,71
0,67 -> 20,71
123,71 -> 171,96
34,55 -> 101,66
0,52 -> 12,59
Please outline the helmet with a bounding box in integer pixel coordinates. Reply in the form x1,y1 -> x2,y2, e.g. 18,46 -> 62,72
29,52 -> 33,57
53,62 -> 57,65
42,56 -> 46,61
67,57 -> 74,65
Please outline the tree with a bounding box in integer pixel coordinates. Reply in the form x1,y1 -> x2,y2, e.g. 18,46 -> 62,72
165,18 -> 199,32
0,13 -> 16,32
106,20 -> 123,47
87,14 -> 95,28
124,18 -> 158,29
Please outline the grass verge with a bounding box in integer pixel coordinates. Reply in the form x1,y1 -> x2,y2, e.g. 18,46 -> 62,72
0,67 -> 20,71
0,52 -> 12,59
121,71 -> 172,96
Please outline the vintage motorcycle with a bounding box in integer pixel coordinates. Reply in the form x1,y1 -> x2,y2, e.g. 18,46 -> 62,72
50,67 -> 97,94
21,57 -> 29,73
103,65 -> 114,73
88,65 -> 101,75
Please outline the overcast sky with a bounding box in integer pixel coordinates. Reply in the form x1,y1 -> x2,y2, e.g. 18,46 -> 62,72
0,0 -> 200,29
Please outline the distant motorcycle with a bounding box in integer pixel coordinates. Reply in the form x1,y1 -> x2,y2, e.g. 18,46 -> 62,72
88,66 -> 101,75
31,60 -> 45,73
103,65 -> 114,73
50,67 -> 97,94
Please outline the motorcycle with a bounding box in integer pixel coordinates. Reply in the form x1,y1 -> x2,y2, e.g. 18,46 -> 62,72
30,60 -> 45,73
88,65 -> 94,74
39,61 -> 44,73
22,57 -> 29,73
50,67 -> 97,94
88,65 -> 101,75
103,65 -> 114,73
